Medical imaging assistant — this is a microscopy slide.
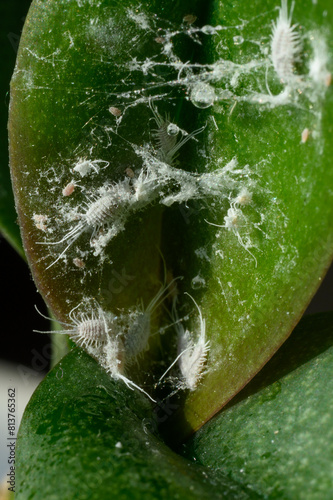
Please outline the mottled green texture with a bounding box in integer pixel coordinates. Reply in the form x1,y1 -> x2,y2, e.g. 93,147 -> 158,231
9,0 -> 333,440
185,313 -> 333,499
16,348 -> 258,500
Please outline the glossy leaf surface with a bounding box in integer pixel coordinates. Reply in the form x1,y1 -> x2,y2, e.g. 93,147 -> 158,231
9,0 -> 333,439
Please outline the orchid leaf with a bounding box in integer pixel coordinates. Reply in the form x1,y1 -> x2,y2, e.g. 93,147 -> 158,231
9,0 -> 333,442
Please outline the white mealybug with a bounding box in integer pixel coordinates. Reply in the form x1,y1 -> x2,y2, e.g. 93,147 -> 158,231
271,0 -> 302,83
309,36 -> 332,87
109,106 -> 122,117
301,128 -> 310,143
99,335 -> 156,402
34,303 -> 114,348
123,277 -> 181,364
233,187 -> 252,207
62,181 -> 76,197
101,277 -> 181,402
38,182 -> 131,269
32,214 -> 48,232
159,293 -> 210,391
73,158 -> 109,177
206,206 -> 257,266
223,206 -> 243,231
149,100 -> 204,165
177,293 -> 210,390
73,257 -> 86,268
35,303 -> 156,402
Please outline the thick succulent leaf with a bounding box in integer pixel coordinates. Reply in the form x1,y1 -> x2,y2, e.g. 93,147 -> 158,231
163,0 -> 333,440
184,312 -> 333,499
0,0 -> 31,256
9,0 -> 333,441
16,349 -> 258,500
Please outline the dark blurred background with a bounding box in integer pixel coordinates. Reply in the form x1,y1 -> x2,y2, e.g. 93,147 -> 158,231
1,0 -> 51,372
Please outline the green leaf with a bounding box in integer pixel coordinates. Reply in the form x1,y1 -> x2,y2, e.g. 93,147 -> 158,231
16,349 -> 257,500
184,312 -> 333,499
0,0 -> 31,256
163,0 -> 333,440
9,0 -> 333,441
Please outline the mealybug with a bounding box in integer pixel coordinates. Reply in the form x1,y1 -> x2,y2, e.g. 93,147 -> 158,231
271,0 -> 302,82
32,214 -> 48,232
62,181 -> 76,197
206,206 -> 258,266
159,293 -> 209,391
233,187 -> 252,207
35,303 -> 156,402
37,186 -> 128,269
73,158 -> 109,177
176,293 -> 210,391
301,128 -> 310,143
34,303 -> 114,348
123,276 -> 181,364
109,106 -> 122,117
149,100 -> 204,165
